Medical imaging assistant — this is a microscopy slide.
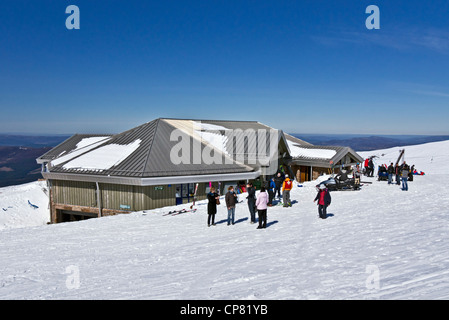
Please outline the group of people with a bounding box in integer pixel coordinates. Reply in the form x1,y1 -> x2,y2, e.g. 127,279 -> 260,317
385,161 -> 412,191
363,158 -> 375,177
363,156 -> 417,192
206,183 -> 266,229
268,172 -> 293,207
203,154 -> 425,227
206,172 -> 295,229
205,165 -> 334,226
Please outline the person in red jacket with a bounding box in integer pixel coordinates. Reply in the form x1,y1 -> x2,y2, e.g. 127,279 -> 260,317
364,158 -> 369,176
314,184 -> 331,219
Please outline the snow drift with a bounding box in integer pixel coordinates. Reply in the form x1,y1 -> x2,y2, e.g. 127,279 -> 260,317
0,181 -> 49,230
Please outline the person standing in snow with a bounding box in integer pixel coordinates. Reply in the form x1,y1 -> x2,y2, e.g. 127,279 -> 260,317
274,172 -> 283,200
314,184 -> 331,219
364,158 -> 369,176
282,174 -> 293,207
395,163 -> 401,185
255,186 -> 269,229
368,158 -> 374,177
207,187 -> 219,227
387,163 -> 394,184
268,177 -> 276,207
409,165 -> 415,182
246,182 -> 257,223
225,186 -> 237,225
401,161 -> 410,191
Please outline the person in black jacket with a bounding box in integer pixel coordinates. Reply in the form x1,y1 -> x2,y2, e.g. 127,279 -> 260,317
207,187 -> 219,226
246,183 -> 256,223
395,163 -> 401,185
314,184 -> 331,219
409,165 -> 415,182
387,163 -> 394,184
274,173 -> 283,200
368,158 -> 374,177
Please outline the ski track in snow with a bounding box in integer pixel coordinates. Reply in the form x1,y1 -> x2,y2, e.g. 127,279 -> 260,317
0,172 -> 448,299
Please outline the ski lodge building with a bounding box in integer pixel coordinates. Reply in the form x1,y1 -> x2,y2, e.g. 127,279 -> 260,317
36,118 -> 363,223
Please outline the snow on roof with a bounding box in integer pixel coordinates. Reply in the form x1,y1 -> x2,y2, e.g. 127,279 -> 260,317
51,136 -> 111,167
287,140 -> 337,159
62,139 -> 142,172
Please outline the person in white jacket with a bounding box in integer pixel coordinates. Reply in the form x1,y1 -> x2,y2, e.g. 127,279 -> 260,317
255,187 -> 269,229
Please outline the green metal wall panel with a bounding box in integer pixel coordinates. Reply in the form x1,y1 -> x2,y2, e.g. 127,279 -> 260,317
52,180 -> 96,207
51,180 -> 217,212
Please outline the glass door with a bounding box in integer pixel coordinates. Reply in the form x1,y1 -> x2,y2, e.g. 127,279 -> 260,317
176,183 -> 195,205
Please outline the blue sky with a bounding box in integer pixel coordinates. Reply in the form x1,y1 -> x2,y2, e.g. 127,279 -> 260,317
1,1 -> 449,135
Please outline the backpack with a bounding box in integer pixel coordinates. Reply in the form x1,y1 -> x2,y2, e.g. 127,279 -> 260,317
285,180 -> 292,190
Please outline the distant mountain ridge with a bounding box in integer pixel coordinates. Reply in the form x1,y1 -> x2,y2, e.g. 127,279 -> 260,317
0,134 -> 71,148
0,146 -> 51,187
0,134 -> 70,187
291,134 -> 449,151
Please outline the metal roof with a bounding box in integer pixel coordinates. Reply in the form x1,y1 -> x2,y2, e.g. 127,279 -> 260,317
284,133 -> 363,167
285,139 -> 364,167
43,119 -> 259,179
184,119 -> 287,165
38,118 -> 364,182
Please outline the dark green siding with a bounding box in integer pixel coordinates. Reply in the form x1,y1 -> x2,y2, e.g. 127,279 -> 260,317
51,180 -> 216,212
100,183 -> 178,211
53,180 -> 97,207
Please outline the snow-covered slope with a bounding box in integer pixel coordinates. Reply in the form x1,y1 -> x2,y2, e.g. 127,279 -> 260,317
0,181 -> 49,230
0,141 -> 448,299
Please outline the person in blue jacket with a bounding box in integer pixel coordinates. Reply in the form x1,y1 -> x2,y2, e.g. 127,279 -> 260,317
268,177 -> 276,206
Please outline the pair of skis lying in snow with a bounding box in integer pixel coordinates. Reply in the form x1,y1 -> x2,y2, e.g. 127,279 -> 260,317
160,183 -> 200,216
160,200 -> 245,216
141,208 -> 197,216
162,208 -> 197,216
160,196 -> 246,217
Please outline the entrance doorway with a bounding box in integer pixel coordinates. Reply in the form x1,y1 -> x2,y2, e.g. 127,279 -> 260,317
58,210 -> 98,222
291,165 -> 311,182
175,183 -> 195,205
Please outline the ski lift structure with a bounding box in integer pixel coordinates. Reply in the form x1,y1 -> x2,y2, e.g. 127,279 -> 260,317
395,149 -> 405,166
